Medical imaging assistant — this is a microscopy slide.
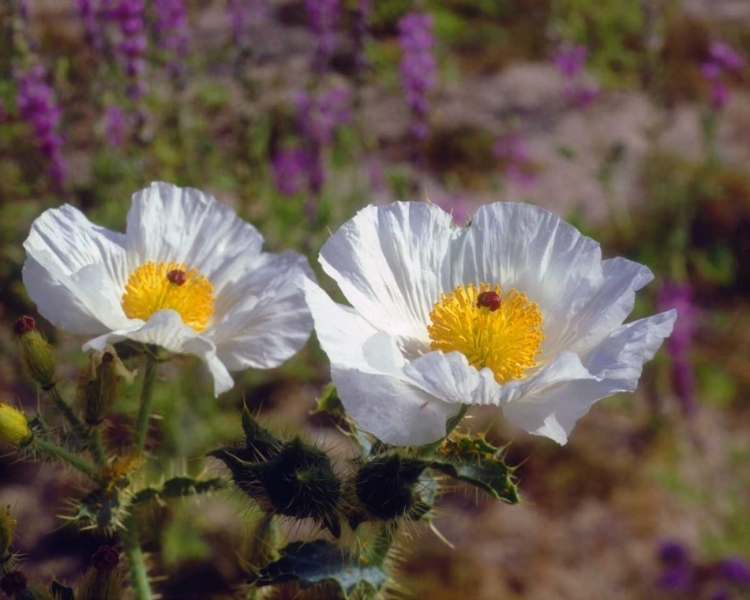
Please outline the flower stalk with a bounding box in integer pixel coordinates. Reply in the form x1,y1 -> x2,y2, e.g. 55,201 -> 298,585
122,513 -> 153,600
30,437 -> 103,485
134,353 -> 158,454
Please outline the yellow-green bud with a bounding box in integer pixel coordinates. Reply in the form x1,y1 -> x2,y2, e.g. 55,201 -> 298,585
0,505 -> 16,561
78,347 -> 133,426
15,317 -> 56,389
0,404 -> 32,446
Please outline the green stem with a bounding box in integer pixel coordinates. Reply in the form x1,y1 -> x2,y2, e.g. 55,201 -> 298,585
31,437 -> 103,485
86,426 -> 108,467
134,354 -> 158,453
123,513 -> 153,600
47,383 -> 82,429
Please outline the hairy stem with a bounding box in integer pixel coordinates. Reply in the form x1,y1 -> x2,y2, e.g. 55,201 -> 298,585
123,512 -> 153,600
47,383 -> 82,429
86,426 -> 108,467
134,354 -> 158,453
31,437 -> 102,485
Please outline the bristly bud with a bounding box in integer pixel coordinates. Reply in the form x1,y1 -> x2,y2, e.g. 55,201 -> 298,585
0,404 -> 32,447
16,323 -> 56,389
78,545 -> 124,600
0,571 -> 26,596
0,506 -> 16,564
352,454 -> 429,526
210,413 -> 342,537
78,346 -> 133,425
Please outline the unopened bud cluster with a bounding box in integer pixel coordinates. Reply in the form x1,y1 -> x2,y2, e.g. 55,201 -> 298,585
78,347 -> 132,426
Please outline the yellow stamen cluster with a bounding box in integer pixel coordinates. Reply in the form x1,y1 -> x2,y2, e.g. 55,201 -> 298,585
427,283 -> 544,384
121,261 -> 214,332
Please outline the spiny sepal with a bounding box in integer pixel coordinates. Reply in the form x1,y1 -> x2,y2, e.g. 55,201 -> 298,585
350,454 -> 431,528
210,419 -> 343,537
430,433 -> 520,503
253,540 -> 388,599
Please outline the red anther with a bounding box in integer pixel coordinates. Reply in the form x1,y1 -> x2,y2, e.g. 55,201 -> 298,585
101,352 -> 115,364
13,315 -> 36,336
167,269 -> 187,285
477,291 -> 502,311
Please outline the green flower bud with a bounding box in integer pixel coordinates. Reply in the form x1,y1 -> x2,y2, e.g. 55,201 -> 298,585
15,318 -> 55,390
352,455 -> 429,525
0,506 -> 16,563
78,347 -> 133,426
0,404 -> 32,447
211,428 -> 342,538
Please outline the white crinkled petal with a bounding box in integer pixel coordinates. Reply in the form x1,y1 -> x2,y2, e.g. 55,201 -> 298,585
457,202 -> 605,357
125,182 -> 265,294
23,204 -> 131,333
303,277 -> 407,376
331,366 -> 460,446
209,252 -> 314,370
83,310 -> 234,396
319,202 -> 460,342
503,309 -> 677,444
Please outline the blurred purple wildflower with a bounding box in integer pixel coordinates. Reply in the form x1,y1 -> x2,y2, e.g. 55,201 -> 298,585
154,0 -> 189,61
272,148 -> 309,196
354,0 -> 372,70
657,284 -> 697,416
295,87 -> 351,147
104,0 -> 147,100
398,11 -> 437,142
306,0 -> 340,71
15,66 -> 66,188
553,44 -> 587,78
104,104 -> 126,148
701,41 -> 745,111
76,0 -> 104,50
709,41 -> 745,72
494,131 -> 537,189
657,566 -> 693,591
227,0 -> 268,50
658,540 -> 691,567
554,43 -> 600,110
718,557 -> 750,587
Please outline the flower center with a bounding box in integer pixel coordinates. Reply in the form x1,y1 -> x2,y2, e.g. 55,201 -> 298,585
121,261 -> 214,332
427,283 -> 544,384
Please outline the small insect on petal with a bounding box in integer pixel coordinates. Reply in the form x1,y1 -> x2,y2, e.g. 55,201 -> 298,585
167,269 -> 187,285
476,291 -> 502,311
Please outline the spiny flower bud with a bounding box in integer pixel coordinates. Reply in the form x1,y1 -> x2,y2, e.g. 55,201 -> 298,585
0,571 -> 27,596
78,347 -> 133,425
352,454 -> 430,525
78,545 -> 124,600
211,417 -> 342,537
15,319 -> 55,389
0,404 -> 32,446
91,545 -> 120,571
0,506 -> 16,562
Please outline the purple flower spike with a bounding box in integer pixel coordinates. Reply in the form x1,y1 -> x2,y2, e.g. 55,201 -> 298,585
154,0 -> 189,59
15,67 -> 66,188
718,557 -> 750,587
227,0 -> 268,50
658,540 -> 691,566
76,0 -> 104,50
398,11 -> 437,143
657,285 -> 697,416
306,0 -> 340,70
709,41 -> 745,72
104,104 -> 126,148
553,44 -> 588,78
272,148 -> 309,196
494,131 -> 537,189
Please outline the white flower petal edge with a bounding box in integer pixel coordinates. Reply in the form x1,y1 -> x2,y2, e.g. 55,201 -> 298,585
306,201 -> 677,445
23,182 -> 314,396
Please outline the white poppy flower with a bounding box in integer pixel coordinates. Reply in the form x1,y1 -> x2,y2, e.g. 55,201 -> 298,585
23,182 -> 314,395
304,202 -> 676,446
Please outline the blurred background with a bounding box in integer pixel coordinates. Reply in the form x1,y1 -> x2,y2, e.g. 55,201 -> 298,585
1,0 -> 749,598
